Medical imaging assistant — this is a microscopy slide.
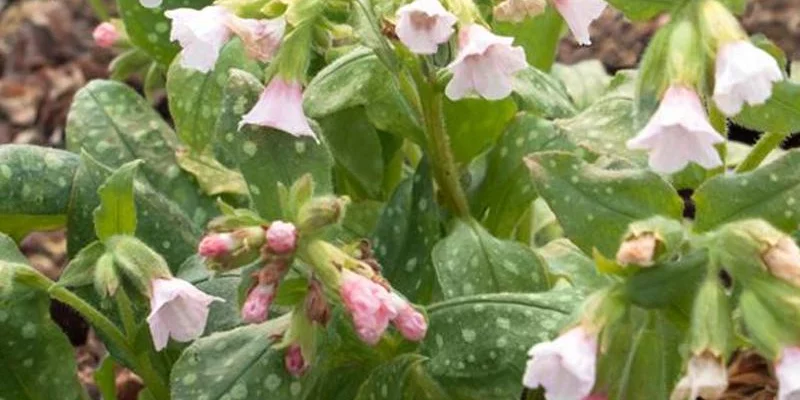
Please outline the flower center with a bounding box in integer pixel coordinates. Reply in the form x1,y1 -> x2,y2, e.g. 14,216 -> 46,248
410,12 -> 437,31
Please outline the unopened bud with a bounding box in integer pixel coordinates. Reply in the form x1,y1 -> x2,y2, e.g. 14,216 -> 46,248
93,22 -> 120,48
297,196 -> 349,233
241,283 -> 276,324
493,0 -> 545,23
284,344 -> 308,377
616,233 -> 657,267
762,237 -> 800,287
304,280 -> 330,325
200,227 -> 266,272
93,253 -> 119,297
198,233 -> 237,258
265,221 -> 298,255
390,294 -> 427,341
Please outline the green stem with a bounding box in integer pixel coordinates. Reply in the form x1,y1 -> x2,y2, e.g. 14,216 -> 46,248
417,77 -> 470,218
708,105 -> 729,176
86,0 -> 110,21
735,132 -> 785,173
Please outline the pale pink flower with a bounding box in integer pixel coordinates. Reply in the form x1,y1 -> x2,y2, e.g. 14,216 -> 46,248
147,278 -> 223,350
626,85 -> 723,173
523,326 -> 598,400
551,0 -> 607,45
670,354 -> 728,400
239,78 -> 316,139
197,233 -> 236,258
164,6 -> 232,73
226,16 -> 285,62
340,270 -> 398,345
241,283 -> 276,324
92,22 -> 119,48
284,344 -> 308,377
395,0 -> 457,54
777,347 -> 800,400
390,294 -> 428,341
713,40 -> 784,116
445,24 -> 528,101
139,0 -> 162,8
265,221 -> 298,255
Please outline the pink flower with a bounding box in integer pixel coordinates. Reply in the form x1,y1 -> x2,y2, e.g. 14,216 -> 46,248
671,353 -> 728,400
445,24 -> 528,101
92,22 -> 119,48
713,40 -> 784,116
395,0 -> 457,55
284,344 -> 308,377
626,85 -> 723,173
226,16 -> 285,62
265,221 -> 298,255
340,270 -> 398,345
164,6 -> 232,73
147,278 -> 223,350
390,294 -> 428,341
776,347 -> 800,400
239,78 -> 316,139
523,326 -> 598,400
551,0 -> 607,45
197,233 -> 237,258
241,283 -> 276,324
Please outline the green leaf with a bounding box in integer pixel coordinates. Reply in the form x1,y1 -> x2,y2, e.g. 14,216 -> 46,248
551,60 -> 612,110
604,0 -> 677,21
525,151 -> 683,256
493,7 -> 564,72
444,97 -> 517,164
170,322 -> 301,400
175,149 -> 248,196
0,234 -> 85,400
217,69 -> 334,220
420,291 -> 581,400
318,107 -> 385,199
537,239 -> 607,292
167,39 -> 261,151
116,0 -> 213,65
68,152 -> 202,270
694,150 -> 800,232
432,218 -> 549,298
595,308 -> 684,399
304,47 -> 424,143
354,354 -> 451,400
473,114 -> 576,238
59,241 -> 106,288
94,160 -> 142,241
734,80 -> 800,135
512,67 -> 578,118
66,79 -> 217,226
373,161 -> 441,303
0,145 -> 80,241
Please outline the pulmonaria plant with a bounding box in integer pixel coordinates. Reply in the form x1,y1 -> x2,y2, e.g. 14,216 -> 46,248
1,0 -> 800,399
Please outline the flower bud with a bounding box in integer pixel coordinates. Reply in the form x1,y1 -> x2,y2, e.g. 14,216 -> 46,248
616,216 -> 685,266
304,280 -> 330,325
390,294 -> 427,341
340,269 -> 397,345
762,237 -> 800,288
198,233 -> 238,258
93,22 -> 120,48
492,0 -> 545,23
241,283 -> 276,324
106,236 -> 171,296
297,196 -> 349,234
616,233 -> 656,267
265,221 -> 298,255
200,227 -> 266,272
776,346 -> 800,400
284,344 -> 308,377
93,252 -> 119,297
523,326 -> 598,399
670,353 -> 728,400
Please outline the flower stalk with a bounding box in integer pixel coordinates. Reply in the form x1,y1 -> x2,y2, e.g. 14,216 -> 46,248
735,131 -> 785,173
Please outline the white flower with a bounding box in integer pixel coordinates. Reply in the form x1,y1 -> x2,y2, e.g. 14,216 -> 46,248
713,40 -> 784,116
523,326 -> 598,400
777,347 -> 800,400
626,85 -> 723,173
226,16 -> 285,62
551,0 -> 607,46
445,24 -> 528,100
670,354 -> 728,400
164,6 -> 232,73
139,0 -> 162,9
147,278 -> 223,350
395,0 -> 457,54
239,77 -> 316,139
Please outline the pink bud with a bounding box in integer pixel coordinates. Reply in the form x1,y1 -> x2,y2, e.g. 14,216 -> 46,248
241,283 -> 275,324
239,78 -> 316,139
197,233 -> 237,258
284,344 -> 308,377
266,221 -> 298,255
523,326 -> 597,399
390,294 -> 427,341
340,270 -> 397,345
93,22 -> 119,48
